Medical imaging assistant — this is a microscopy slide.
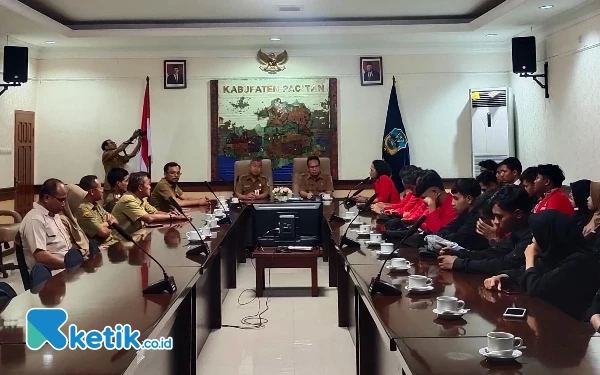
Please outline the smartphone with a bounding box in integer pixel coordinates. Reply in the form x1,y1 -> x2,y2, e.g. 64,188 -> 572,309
503,308 -> 527,319
145,223 -> 164,228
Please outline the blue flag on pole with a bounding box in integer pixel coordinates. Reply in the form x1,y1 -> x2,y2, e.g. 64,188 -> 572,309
382,76 -> 410,192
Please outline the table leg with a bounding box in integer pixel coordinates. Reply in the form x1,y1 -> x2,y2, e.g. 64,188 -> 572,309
256,262 -> 264,297
311,260 -> 318,297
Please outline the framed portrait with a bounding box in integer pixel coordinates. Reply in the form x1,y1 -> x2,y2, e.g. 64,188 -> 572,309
164,60 -> 187,89
360,56 -> 383,86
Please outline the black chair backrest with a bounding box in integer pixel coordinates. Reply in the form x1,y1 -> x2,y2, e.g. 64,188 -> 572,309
30,263 -> 51,289
64,248 -> 84,269
14,243 -> 31,291
0,281 -> 17,299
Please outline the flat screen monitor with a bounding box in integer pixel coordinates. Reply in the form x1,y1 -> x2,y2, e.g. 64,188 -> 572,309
252,202 -> 323,247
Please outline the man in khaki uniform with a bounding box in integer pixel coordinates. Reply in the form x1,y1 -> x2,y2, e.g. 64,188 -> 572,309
76,175 -> 118,245
149,162 -> 209,212
18,178 -> 73,270
298,156 -> 334,199
103,168 -> 129,213
112,172 -> 189,234
235,158 -> 271,200
101,129 -> 142,199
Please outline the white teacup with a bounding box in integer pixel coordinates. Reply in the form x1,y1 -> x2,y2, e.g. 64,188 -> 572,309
208,218 -> 218,228
436,296 -> 465,312
185,231 -> 202,241
359,224 -> 371,233
379,243 -> 394,254
369,233 -> 383,243
408,275 -> 433,289
391,258 -> 411,269
345,211 -> 356,219
487,332 -> 523,354
322,193 -> 331,200
200,227 -> 212,237
214,208 -> 224,216
231,197 -> 240,204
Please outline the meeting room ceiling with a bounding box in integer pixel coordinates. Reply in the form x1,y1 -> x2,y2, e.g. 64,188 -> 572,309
0,0 -> 594,51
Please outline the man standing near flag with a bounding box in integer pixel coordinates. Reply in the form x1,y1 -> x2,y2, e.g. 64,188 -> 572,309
101,130 -> 142,200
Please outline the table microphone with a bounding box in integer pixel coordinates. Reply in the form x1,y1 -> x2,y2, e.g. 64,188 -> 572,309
205,181 -> 232,225
110,223 -> 177,295
168,196 -> 209,256
369,215 -> 427,296
340,192 -> 377,248
330,177 -> 371,223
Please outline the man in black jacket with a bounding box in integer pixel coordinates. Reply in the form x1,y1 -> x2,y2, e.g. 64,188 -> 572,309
434,178 -> 489,250
438,185 -> 533,275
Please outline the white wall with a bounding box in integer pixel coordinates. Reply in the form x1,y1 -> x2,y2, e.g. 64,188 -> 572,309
512,9 -> 600,182
26,51 -> 509,185
0,54 -> 37,188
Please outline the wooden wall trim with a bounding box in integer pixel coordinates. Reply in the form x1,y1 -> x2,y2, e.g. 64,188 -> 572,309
0,187 -> 15,201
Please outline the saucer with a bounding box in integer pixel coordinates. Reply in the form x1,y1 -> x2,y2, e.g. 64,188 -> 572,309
356,231 -> 371,236
187,236 -> 206,242
321,198 -> 333,201
386,264 -> 411,272
365,241 -> 382,246
479,348 -> 522,362
405,285 -> 434,294
432,308 -> 469,320
375,250 -> 393,256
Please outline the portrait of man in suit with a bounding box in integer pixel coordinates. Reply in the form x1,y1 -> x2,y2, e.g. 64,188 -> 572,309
164,60 -> 187,89
360,57 -> 383,86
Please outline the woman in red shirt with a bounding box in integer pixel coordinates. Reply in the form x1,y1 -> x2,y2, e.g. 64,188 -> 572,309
355,160 -> 400,204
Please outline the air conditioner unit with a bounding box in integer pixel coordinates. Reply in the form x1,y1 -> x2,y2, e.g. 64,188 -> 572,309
469,87 -> 515,177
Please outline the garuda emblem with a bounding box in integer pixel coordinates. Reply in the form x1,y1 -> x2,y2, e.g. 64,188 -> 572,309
257,49 -> 289,74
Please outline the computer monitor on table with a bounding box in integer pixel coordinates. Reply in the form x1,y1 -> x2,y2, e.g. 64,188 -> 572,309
252,202 -> 323,247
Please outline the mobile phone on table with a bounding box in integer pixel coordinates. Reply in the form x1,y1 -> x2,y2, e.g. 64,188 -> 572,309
503,307 -> 527,319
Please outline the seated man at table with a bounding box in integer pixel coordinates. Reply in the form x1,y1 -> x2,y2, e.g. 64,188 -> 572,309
476,170 -> 499,192
150,162 -> 209,212
434,178 -> 489,250
520,166 -> 539,198
478,159 -> 498,174
532,164 -> 574,215
415,170 -> 457,232
298,156 -> 334,199
234,157 -> 271,200
104,167 -> 129,213
497,157 -> 522,185
18,178 -> 74,270
112,172 -> 189,234
437,185 -> 533,275
76,175 -> 118,245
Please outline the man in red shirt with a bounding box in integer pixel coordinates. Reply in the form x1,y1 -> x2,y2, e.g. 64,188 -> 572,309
415,170 -> 457,232
532,164 -> 574,215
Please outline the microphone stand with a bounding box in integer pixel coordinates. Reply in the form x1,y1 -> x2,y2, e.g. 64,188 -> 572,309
168,196 -> 209,256
340,193 -> 378,248
110,224 -> 177,295
368,215 -> 427,296
205,181 -> 232,225
330,178 -> 370,223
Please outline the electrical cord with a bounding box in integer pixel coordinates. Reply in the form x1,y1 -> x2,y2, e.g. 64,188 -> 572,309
222,228 -> 279,330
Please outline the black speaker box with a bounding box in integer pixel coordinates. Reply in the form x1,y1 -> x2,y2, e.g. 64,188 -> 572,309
512,37 -> 536,74
3,46 -> 28,83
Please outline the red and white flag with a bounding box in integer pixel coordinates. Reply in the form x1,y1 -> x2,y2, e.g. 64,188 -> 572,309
137,77 -> 151,176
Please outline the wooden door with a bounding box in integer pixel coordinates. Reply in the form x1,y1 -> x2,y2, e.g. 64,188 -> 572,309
14,110 -> 35,217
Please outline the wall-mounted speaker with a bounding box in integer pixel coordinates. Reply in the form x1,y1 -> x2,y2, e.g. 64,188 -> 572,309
511,37 -> 536,74
2,46 -> 28,83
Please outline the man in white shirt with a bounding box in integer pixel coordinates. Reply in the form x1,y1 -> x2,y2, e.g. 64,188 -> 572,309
19,179 -> 72,270
497,157 -> 522,186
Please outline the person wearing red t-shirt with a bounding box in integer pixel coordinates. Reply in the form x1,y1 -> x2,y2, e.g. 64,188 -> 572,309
354,160 -> 400,205
532,164 -> 574,216
373,165 -> 421,214
415,170 -> 457,233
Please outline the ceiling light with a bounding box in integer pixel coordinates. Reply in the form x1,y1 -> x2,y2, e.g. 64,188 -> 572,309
45,41 -> 56,44
539,5 -> 554,9
486,33 -> 498,37
270,37 -> 281,41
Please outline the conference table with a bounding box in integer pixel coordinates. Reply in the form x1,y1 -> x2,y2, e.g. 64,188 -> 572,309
0,198 -> 598,375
